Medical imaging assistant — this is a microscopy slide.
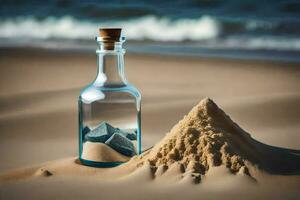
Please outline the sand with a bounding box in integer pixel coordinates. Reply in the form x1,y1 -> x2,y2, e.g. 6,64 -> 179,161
1,98 -> 300,199
135,98 -> 255,179
81,142 -> 130,162
0,48 -> 300,199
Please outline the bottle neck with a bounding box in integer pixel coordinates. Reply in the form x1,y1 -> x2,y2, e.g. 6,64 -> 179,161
94,42 -> 127,87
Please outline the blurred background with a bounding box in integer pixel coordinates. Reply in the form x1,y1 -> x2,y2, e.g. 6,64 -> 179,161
0,0 -> 300,173
0,0 -> 300,61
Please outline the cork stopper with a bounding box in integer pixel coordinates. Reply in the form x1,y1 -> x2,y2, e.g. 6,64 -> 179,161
99,28 -> 122,50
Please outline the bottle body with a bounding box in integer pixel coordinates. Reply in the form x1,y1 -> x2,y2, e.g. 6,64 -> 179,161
78,85 -> 141,167
78,30 -> 141,167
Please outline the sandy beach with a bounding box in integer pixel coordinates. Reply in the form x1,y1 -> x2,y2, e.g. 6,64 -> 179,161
0,47 -> 300,199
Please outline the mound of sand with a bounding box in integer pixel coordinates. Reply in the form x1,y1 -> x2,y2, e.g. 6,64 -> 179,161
82,142 -> 130,162
133,98 -> 262,181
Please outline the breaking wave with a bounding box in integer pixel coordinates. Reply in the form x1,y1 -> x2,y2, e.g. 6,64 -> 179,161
0,15 -> 220,41
0,15 -> 300,51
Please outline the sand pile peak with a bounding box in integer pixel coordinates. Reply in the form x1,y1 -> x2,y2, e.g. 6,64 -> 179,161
136,98 -> 260,180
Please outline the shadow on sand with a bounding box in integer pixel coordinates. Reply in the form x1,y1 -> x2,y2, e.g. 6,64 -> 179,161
252,139 -> 300,175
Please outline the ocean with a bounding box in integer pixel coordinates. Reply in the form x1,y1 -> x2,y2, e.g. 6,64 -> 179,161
0,0 -> 300,62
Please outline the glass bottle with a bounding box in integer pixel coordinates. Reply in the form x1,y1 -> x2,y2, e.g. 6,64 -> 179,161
78,28 -> 141,167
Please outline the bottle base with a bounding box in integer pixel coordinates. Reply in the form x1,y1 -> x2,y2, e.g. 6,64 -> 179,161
79,158 -> 125,168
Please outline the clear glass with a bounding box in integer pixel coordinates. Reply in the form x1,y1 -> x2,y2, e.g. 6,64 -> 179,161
78,38 -> 141,167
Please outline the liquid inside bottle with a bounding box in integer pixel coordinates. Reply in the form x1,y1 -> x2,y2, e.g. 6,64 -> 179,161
78,28 -> 141,167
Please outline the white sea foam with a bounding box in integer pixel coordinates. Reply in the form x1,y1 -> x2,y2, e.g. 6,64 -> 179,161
0,16 -> 97,39
0,15 -> 220,41
0,15 -> 300,51
122,15 -> 220,41
218,36 -> 300,51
